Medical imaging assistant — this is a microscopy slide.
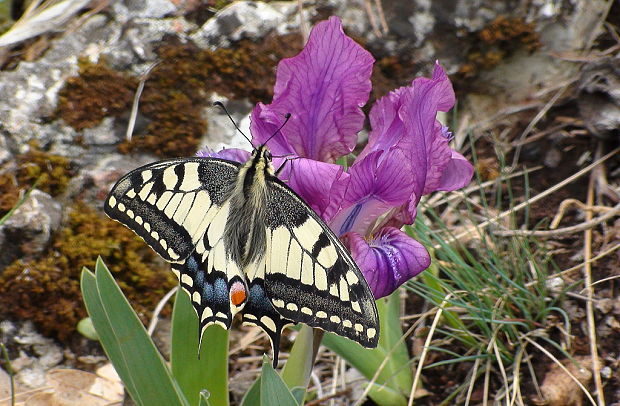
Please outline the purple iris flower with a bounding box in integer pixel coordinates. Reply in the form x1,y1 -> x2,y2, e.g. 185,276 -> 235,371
198,16 -> 473,299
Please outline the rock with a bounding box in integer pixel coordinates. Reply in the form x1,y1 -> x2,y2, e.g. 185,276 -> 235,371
0,190 -> 62,266
200,94 -> 253,152
112,0 -> 178,21
191,1 -> 296,49
4,322 -> 64,389
0,15 -> 120,149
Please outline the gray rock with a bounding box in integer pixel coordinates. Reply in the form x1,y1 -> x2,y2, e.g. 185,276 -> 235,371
112,0 -> 178,21
0,14 -> 120,149
1,190 -> 62,260
5,321 -> 63,389
200,94 -> 253,152
191,1 -> 296,49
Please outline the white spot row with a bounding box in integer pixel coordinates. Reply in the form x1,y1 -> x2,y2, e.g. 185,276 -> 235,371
271,299 -> 376,340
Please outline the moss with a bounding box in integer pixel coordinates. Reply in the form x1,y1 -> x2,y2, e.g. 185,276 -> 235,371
14,142 -> 76,197
119,33 -> 303,157
0,202 -> 175,340
0,172 -> 20,216
458,16 -> 541,79
56,58 -> 137,131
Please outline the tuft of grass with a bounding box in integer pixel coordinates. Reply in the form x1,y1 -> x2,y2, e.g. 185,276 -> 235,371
403,138 -> 574,404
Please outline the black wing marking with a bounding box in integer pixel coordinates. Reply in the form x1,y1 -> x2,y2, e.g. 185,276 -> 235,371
241,270 -> 293,367
104,158 -> 240,262
263,178 -> 379,348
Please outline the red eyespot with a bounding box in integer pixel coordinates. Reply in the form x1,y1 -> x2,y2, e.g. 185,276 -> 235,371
230,281 -> 247,306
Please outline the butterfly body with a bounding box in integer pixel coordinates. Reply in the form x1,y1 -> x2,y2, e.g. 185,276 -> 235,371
105,145 -> 379,365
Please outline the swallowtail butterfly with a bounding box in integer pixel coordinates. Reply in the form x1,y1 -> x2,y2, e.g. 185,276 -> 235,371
104,144 -> 380,365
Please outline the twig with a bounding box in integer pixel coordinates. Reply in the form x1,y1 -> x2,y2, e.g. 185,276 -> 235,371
147,285 -> 178,336
126,61 -> 160,142
522,335 -> 597,406
408,294 -> 452,406
297,0 -> 309,42
0,343 -> 15,406
511,85 -> 569,169
439,146 -> 620,249
492,202 -> 620,237
364,0 -> 382,38
425,166 -> 544,208
304,388 -> 351,406
373,0 -> 389,35
584,144 -> 605,406
550,199 -> 614,229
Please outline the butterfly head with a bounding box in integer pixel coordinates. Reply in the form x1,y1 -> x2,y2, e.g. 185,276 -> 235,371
250,145 -> 275,176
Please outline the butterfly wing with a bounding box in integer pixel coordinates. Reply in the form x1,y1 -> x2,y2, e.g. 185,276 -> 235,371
263,178 -> 380,348
241,259 -> 293,366
104,157 -> 246,337
104,158 -> 240,262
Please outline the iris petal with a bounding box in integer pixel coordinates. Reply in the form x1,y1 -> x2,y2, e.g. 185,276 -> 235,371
196,147 -> 250,163
345,227 -> 430,298
251,16 -> 374,162
329,148 -> 414,236
277,158 -> 349,221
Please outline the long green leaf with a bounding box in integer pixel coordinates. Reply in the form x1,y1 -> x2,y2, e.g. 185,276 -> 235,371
377,293 -> 413,395
260,356 -> 299,406
240,375 -> 261,406
84,258 -> 189,406
281,324 -> 313,391
81,268 -> 143,405
171,289 -> 229,406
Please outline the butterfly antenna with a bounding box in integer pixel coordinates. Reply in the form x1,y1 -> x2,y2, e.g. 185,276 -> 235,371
263,113 -> 292,146
213,101 -> 252,146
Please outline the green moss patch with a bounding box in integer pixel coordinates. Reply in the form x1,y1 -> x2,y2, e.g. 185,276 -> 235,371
0,202 -> 175,341
56,58 -> 137,131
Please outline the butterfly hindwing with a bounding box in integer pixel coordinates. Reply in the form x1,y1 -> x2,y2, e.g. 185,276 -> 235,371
263,178 -> 380,348
241,265 -> 293,365
104,158 -> 239,262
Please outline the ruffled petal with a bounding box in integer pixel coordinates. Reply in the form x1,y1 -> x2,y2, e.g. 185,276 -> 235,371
196,147 -> 250,163
277,158 -> 349,221
357,87 -> 407,161
250,103 -> 297,157
345,227 -> 430,298
436,150 -> 475,191
251,16 -> 374,162
329,149 -> 414,236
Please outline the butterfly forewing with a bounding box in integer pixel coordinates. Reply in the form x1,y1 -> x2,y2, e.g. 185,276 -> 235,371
104,158 -> 240,262
263,178 -> 380,348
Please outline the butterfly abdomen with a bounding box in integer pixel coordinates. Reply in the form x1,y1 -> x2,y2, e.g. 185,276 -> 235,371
224,147 -> 272,267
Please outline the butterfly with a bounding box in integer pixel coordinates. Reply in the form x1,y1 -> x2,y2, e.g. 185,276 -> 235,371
104,142 -> 379,365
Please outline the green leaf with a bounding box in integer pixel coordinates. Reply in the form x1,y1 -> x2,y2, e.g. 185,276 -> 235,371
321,332 -> 385,380
377,293 -> 413,395
260,356 -> 299,406
281,324 -> 313,391
81,258 -> 189,406
76,317 -> 99,340
240,375 -> 261,406
81,267 -> 142,404
171,289 -> 229,406
366,382 -> 408,406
